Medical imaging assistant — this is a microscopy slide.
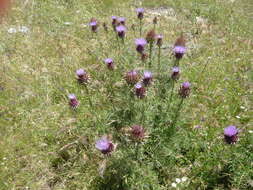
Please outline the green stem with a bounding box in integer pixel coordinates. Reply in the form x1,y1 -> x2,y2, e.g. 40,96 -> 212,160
149,42 -> 153,68
158,46 -> 161,74
84,84 -> 93,108
167,80 -> 174,112
172,98 -> 184,127
139,19 -> 142,37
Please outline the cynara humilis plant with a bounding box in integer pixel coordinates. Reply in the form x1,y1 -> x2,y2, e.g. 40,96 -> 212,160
60,8 -> 242,188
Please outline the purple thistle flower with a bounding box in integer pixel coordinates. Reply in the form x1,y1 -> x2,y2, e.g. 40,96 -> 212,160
116,25 -> 126,39
224,125 -> 238,144
179,81 -> 190,98
89,18 -> 98,32
171,67 -> 180,80
118,17 -> 126,25
104,58 -> 114,70
125,70 -> 139,85
111,16 -> 118,30
136,8 -> 144,19
142,71 -> 153,86
156,35 -> 163,47
173,46 -> 186,59
135,38 -> 147,54
131,125 -> 145,140
95,137 -> 115,154
134,82 -> 146,99
76,69 -> 89,84
68,94 -> 79,108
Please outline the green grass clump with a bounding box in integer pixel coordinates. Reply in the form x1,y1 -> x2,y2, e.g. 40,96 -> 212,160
0,0 -> 252,189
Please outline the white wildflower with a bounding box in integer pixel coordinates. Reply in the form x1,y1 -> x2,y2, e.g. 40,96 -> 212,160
236,115 -> 240,119
171,182 -> 177,188
8,28 -> 17,34
175,178 -> 181,183
249,130 -> 253,134
181,176 -> 188,182
64,22 -> 72,25
18,26 -> 29,33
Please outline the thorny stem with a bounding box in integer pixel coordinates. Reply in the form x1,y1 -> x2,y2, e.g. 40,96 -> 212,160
158,46 -> 161,74
149,42 -> 153,68
172,98 -> 184,127
174,59 -> 180,67
139,19 -> 142,37
84,84 -> 93,108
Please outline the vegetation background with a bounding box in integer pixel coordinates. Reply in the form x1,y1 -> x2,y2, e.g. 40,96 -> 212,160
0,0 -> 252,189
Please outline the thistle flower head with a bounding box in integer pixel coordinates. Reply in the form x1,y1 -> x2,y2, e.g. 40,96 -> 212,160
68,94 -> 79,108
125,70 -> 139,85
116,25 -> 126,39
89,18 -> 98,32
135,38 -> 147,54
224,125 -> 238,144
104,58 -> 114,70
171,67 -> 180,80
143,71 -> 153,86
156,34 -> 163,47
76,69 -> 89,83
134,82 -> 146,98
95,137 -> 115,154
131,125 -> 145,140
118,17 -> 126,25
179,81 -> 191,98
136,8 -> 144,19
173,46 -> 186,59
111,16 -> 117,22
111,16 -> 118,30
146,29 -> 156,43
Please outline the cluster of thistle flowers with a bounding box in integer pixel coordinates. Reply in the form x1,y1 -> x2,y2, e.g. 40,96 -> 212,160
68,8 -> 239,156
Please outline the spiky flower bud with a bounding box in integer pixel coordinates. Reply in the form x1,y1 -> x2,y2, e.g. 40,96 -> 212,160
153,17 -> 158,24
156,34 -> 163,47
224,126 -> 238,144
104,58 -> 114,70
76,69 -> 89,84
131,125 -> 145,140
125,70 -> 139,85
68,94 -> 79,108
171,67 -> 180,80
179,82 -> 190,98
134,82 -> 146,98
141,53 -> 148,62
142,71 -> 153,86
146,29 -> 156,43
89,18 -> 98,32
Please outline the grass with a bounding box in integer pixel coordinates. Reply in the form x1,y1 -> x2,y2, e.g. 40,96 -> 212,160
0,0 -> 252,189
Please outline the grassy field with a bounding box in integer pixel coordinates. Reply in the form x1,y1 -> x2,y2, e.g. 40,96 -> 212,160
0,0 -> 252,189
